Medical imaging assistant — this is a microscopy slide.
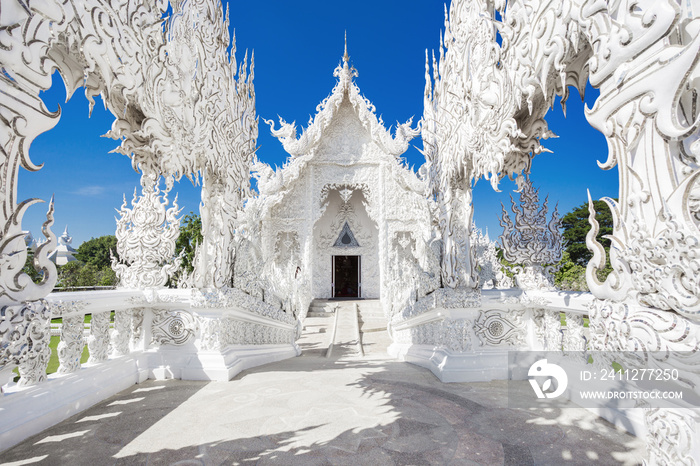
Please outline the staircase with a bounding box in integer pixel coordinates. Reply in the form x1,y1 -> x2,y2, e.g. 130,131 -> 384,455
298,299 -> 391,358
306,299 -> 336,316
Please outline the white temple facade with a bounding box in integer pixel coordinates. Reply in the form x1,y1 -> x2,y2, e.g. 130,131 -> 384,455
248,49 -> 436,308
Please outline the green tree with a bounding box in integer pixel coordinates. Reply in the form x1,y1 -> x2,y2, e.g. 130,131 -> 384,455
77,263 -> 99,286
57,261 -> 84,288
176,212 -> 203,274
560,200 -> 614,265
75,235 -> 118,269
96,266 -> 118,286
554,251 -> 588,291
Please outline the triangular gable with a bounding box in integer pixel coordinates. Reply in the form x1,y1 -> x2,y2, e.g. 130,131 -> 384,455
333,222 -> 360,248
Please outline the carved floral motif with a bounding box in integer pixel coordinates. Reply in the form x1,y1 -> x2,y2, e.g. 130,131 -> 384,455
152,310 -> 197,346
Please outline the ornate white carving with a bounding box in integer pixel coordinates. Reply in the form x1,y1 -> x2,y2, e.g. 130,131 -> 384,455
314,185 -> 379,299
470,226 -> 513,289
644,408 -> 700,466
473,309 -> 526,347
393,319 -> 471,353
1,0 -> 256,299
87,312 -> 111,363
250,48 -> 429,304
198,318 -> 295,351
543,310 -> 563,352
0,200 -> 57,307
1,301 -> 51,386
333,222 -> 360,248
563,313 -> 587,353
112,180 -> 182,289
588,299 -> 700,389
110,311 -> 131,357
392,288 -> 481,324
190,288 -> 296,325
2,0 -> 698,459
57,315 -> 85,374
131,309 -> 145,349
422,0 -> 553,290
264,55 -> 418,160
499,176 -> 562,290
152,310 -> 197,346
47,300 -> 88,317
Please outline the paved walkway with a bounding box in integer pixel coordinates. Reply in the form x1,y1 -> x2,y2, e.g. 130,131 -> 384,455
1,313 -> 646,465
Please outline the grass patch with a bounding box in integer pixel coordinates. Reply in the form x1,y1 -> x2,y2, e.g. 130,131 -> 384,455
559,313 -> 590,328
46,335 -> 90,374
51,315 -> 93,324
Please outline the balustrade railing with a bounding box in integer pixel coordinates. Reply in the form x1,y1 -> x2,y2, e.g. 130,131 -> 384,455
388,288 -> 593,361
1,287 -> 300,392
0,290 -> 141,389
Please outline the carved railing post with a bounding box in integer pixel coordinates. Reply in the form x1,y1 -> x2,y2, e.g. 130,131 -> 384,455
57,315 -> 85,374
110,311 -> 132,357
0,302 -> 52,387
87,312 -> 111,364
130,309 -> 145,351
15,303 -> 52,387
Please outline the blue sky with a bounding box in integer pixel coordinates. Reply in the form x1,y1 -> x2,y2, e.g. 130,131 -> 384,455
19,0 -> 617,247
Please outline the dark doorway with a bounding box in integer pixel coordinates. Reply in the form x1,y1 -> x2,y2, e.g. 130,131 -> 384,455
333,255 -> 361,298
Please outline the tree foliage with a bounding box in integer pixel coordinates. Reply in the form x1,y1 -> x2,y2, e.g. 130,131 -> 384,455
560,200 -> 613,265
22,249 -> 43,284
176,212 -> 203,274
75,235 -> 118,269
57,261 -> 84,288
554,251 -> 588,291
56,261 -> 118,288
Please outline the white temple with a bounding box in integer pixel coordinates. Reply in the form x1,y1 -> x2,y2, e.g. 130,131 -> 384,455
1,0 -> 699,462
47,226 -> 77,266
250,47 -> 436,309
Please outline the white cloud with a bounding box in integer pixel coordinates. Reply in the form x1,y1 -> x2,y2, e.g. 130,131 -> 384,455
73,185 -> 107,196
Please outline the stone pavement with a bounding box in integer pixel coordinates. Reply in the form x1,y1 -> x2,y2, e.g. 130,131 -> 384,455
0,316 -> 646,465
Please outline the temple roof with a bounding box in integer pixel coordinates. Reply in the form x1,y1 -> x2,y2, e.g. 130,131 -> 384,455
252,44 -> 423,200
262,46 -> 420,160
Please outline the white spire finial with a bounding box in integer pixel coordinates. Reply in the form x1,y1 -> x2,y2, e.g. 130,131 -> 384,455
343,31 -> 349,63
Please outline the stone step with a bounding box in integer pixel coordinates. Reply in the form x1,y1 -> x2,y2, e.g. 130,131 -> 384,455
308,299 -> 338,316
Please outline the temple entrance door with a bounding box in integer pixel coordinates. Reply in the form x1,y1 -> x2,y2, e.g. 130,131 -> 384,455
332,255 -> 361,298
